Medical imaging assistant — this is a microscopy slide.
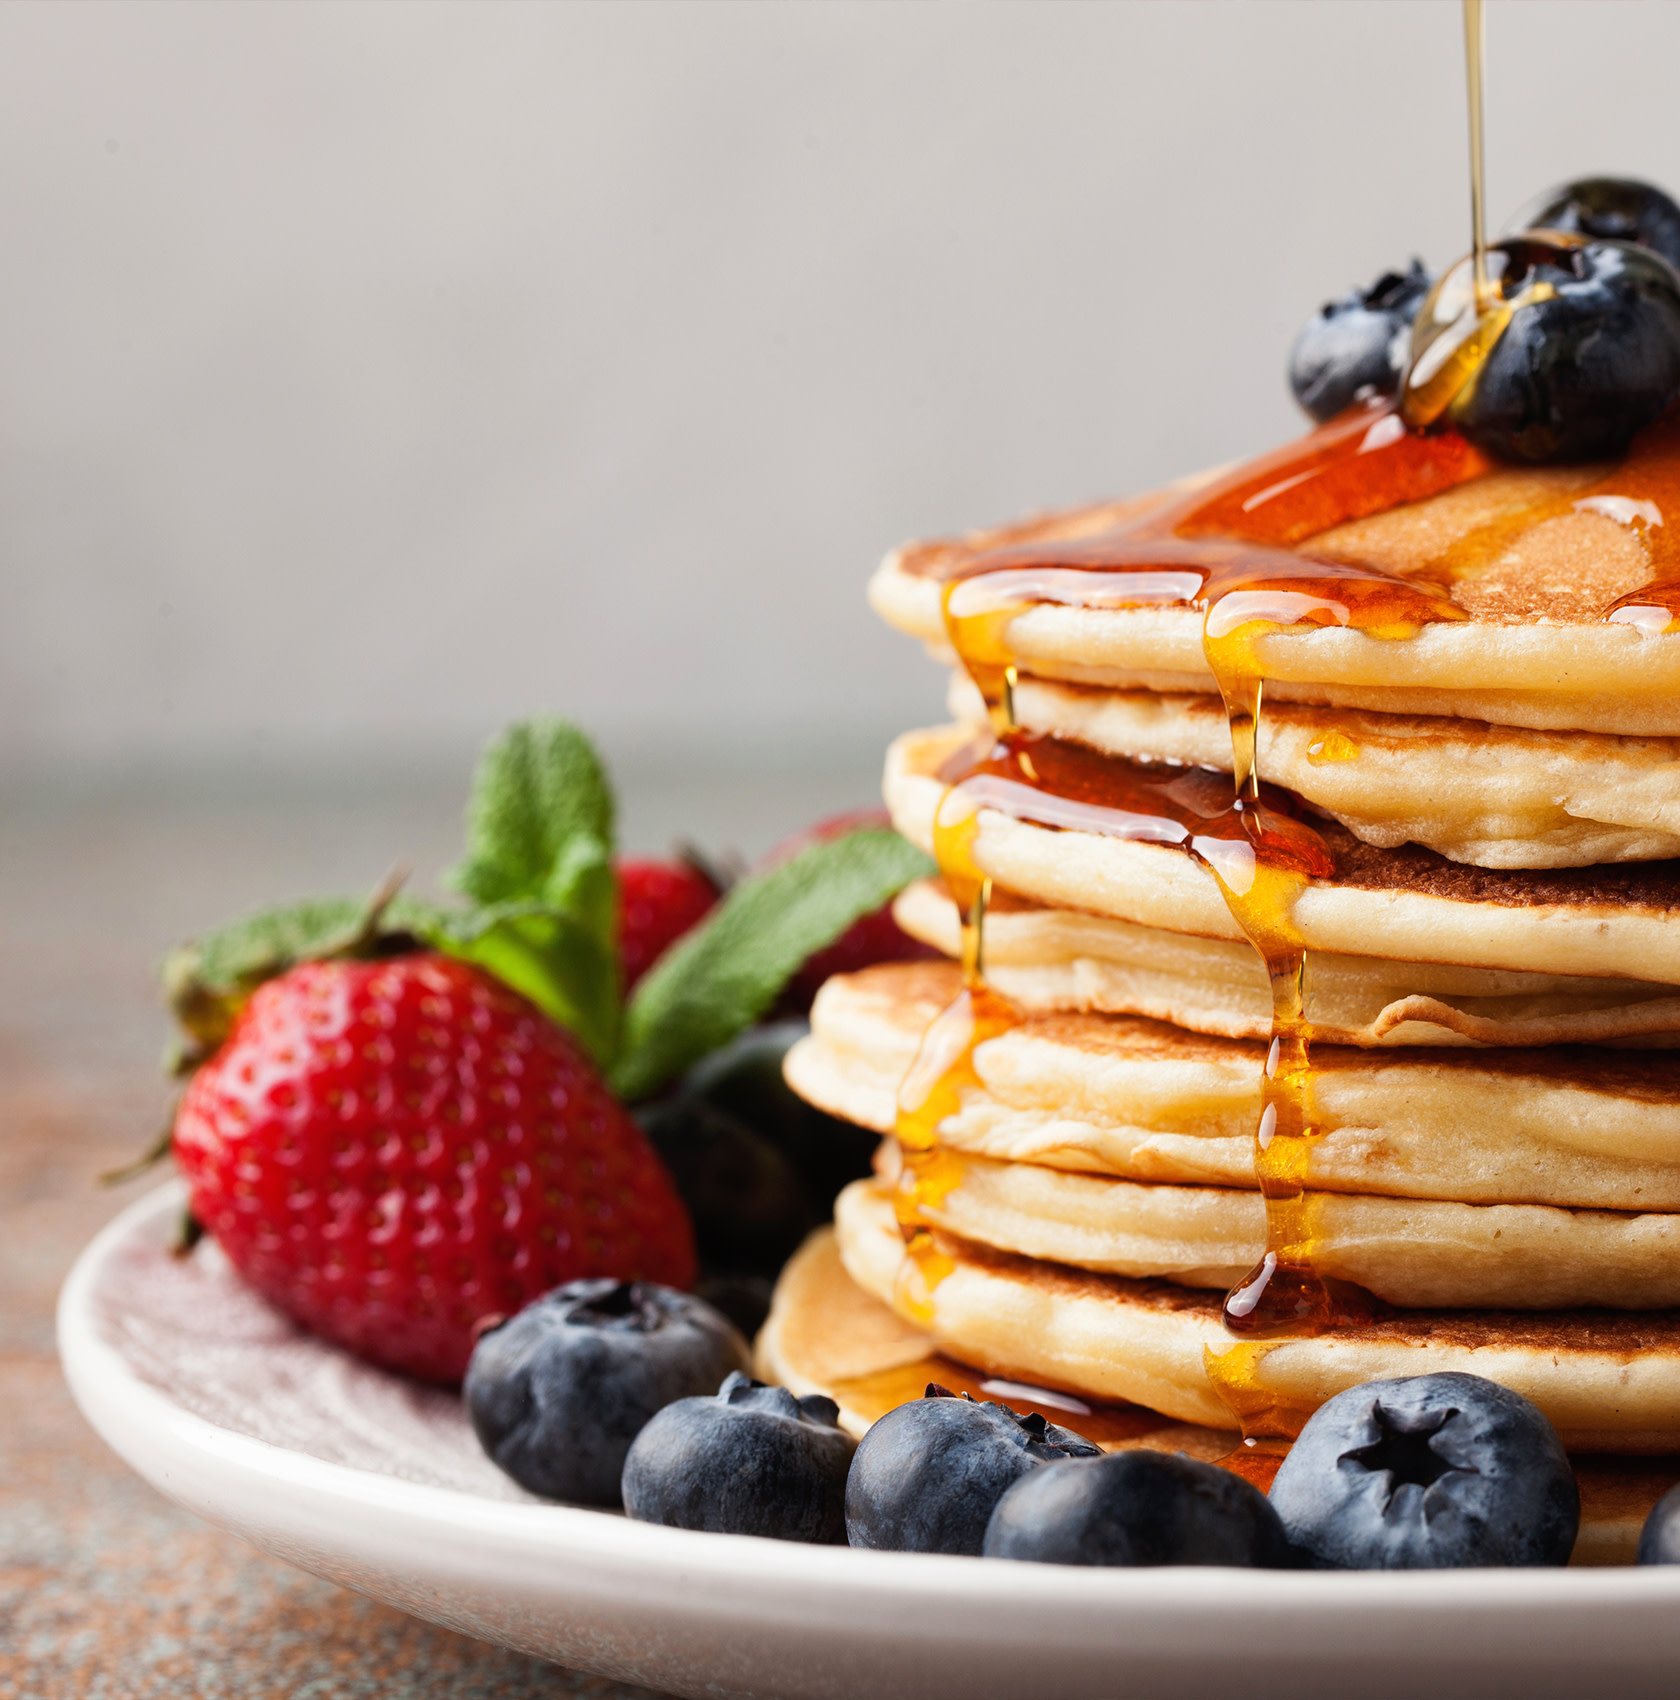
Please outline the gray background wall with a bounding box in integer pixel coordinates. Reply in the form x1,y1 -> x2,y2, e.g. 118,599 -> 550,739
5,0 -> 1679,834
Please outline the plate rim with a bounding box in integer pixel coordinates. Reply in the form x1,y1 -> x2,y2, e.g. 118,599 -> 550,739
55,1181 -> 1680,1663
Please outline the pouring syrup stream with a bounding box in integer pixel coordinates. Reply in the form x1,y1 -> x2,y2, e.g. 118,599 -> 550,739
885,0 -> 1655,1471
1464,0 -> 1493,312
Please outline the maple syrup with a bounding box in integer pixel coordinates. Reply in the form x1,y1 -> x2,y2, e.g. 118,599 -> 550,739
1196,0 -> 1512,1440
891,751 -> 1021,1323
890,394 -> 1497,1395
827,1353 -> 1185,1448
1593,410 -> 1680,631
1389,401 -> 1680,628
883,0 -> 1675,1449
893,406 -> 1512,1451
1464,0 -> 1493,313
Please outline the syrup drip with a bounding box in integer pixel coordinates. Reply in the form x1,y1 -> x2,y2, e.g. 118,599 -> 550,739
935,733 -> 1355,1354
1306,728 -> 1359,765
1595,410 -> 1680,631
1202,0 -> 1509,1445
890,767 -> 1020,1324
1463,0 -> 1492,313
1396,404 -> 1680,628
892,403 -> 1492,1427
936,408 -> 1482,1349
884,0 -> 1676,1453
1400,2 -> 1569,438
1400,241 -> 1565,432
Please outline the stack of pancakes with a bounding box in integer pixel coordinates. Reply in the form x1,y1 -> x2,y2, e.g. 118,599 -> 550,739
782,437 -> 1680,1455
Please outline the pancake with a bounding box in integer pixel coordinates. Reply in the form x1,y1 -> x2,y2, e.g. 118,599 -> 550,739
892,878 -> 1680,1049
948,672 -> 1680,870
831,1177 -> 1680,1454
864,1138 -> 1680,1311
887,725 -> 1680,995
789,962 -> 1680,1210
870,454 -> 1680,736
756,1222 -> 1680,1562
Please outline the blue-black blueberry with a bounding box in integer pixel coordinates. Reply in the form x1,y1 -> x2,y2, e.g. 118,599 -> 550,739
844,1384 -> 1100,1556
1288,259 -> 1433,423
1637,1481 -> 1680,1564
621,1371 -> 857,1542
465,1278 -> 750,1506
982,1449 -> 1293,1568
636,1021 -> 879,1338
1509,177 -> 1680,275
1437,233 -> 1680,462
1268,1372 -> 1579,1569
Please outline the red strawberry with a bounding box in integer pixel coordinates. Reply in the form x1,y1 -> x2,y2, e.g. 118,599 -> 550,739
616,856 -> 720,990
761,809 -> 938,1012
172,952 -> 695,1384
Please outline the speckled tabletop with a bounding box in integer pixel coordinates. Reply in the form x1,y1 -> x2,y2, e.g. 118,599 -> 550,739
0,781 -> 765,1700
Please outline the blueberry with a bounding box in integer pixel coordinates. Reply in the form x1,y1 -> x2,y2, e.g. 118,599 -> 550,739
982,1450 -> 1293,1568
1508,176 -> 1680,274
465,1279 -> 750,1506
1268,1372 -> 1579,1569
844,1384 -> 1100,1555
637,1021 -> 878,1324
1637,1481 -> 1680,1564
684,1022 -> 879,1213
1426,233 -> 1680,462
621,1371 -> 857,1542
1288,259 -> 1433,423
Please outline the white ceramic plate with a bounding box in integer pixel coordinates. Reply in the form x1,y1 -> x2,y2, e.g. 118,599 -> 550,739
59,1182 -> 1680,1700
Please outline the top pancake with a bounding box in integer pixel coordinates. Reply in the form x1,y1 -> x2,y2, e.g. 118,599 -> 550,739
871,454 -> 1680,735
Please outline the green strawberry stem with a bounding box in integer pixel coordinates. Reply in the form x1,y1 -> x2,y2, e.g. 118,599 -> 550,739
99,1122 -> 177,1187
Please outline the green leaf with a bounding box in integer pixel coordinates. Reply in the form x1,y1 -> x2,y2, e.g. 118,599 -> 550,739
433,718 -> 621,1065
184,896 -> 364,992
448,719 -> 615,919
162,889 -> 446,1052
610,826 -> 934,1103
416,900 -> 620,1067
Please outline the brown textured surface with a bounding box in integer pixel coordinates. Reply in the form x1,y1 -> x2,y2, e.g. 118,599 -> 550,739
1319,817 -> 1680,910
0,788 -> 670,1700
1307,464 -> 1602,582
